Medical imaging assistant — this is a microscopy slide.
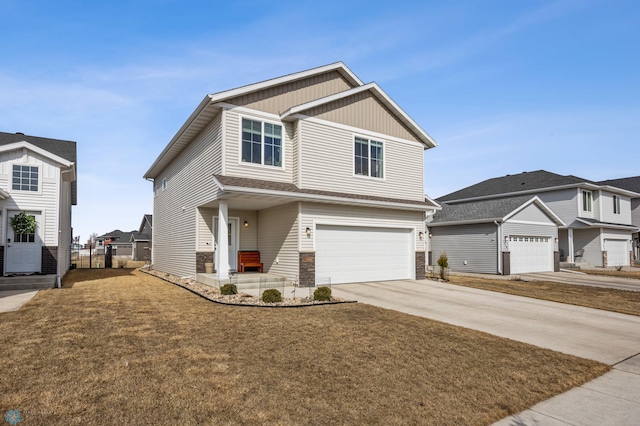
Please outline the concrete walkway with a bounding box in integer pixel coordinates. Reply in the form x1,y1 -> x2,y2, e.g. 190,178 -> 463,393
0,289 -> 38,313
331,280 -> 640,426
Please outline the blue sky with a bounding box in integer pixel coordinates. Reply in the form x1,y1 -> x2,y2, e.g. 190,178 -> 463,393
1,0 -> 638,242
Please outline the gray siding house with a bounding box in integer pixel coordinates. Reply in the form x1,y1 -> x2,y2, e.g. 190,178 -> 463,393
429,196 -> 563,275
0,131 -> 76,280
144,63 -> 440,285
433,171 -> 639,272
597,176 -> 640,262
131,214 -> 152,261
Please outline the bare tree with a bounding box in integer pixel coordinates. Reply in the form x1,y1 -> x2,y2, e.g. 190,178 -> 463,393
86,232 -> 98,249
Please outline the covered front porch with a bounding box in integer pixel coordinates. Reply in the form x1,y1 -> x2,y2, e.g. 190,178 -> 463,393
558,222 -> 637,267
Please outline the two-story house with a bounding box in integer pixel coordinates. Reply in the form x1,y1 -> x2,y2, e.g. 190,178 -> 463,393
144,63 -> 440,285
597,176 -> 640,263
0,131 -> 76,283
429,171 -> 639,275
130,214 -> 152,261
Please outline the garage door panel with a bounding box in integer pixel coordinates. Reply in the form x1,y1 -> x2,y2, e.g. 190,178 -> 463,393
606,240 -> 629,267
509,235 -> 553,274
315,225 -> 412,284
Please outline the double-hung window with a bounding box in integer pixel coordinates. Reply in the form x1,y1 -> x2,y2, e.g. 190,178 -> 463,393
241,118 -> 282,167
613,195 -> 621,214
354,137 -> 384,178
12,165 -> 39,191
582,190 -> 593,212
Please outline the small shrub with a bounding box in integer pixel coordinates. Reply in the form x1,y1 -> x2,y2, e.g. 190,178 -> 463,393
313,286 -> 332,301
437,252 -> 449,280
616,266 -> 623,272
262,289 -> 282,303
117,260 -> 127,268
220,283 -> 237,295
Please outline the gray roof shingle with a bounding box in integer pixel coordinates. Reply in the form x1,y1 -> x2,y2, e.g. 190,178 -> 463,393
0,131 -> 77,204
431,195 -> 539,224
438,170 -> 591,202
597,176 -> 640,195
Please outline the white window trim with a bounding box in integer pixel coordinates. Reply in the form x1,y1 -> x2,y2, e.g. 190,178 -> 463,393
613,195 -> 621,215
352,134 -> 387,181
581,190 -> 593,213
162,177 -> 167,191
9,163 -> 42,195
238,115 -> 286,170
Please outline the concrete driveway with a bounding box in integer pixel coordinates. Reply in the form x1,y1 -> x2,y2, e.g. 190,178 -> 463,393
331,280 -> 640,426
0,290 -> 38,313
522,271 -> 640,292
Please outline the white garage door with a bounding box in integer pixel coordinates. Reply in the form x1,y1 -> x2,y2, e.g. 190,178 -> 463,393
605,239 -> 629,267
315,225 -> 413,284
509,235 -> 553,274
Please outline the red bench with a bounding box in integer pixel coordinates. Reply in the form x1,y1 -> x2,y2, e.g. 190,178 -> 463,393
238,251 -> 263,273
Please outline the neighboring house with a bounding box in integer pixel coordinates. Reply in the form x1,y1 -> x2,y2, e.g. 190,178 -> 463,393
0,131 -> 77,278
431,170 -> 639,273
596,176 -> 640,262
131,214 -> 152,261
96,230 -> 139,256
428,196 -> 564,275
144,62 -> 440,285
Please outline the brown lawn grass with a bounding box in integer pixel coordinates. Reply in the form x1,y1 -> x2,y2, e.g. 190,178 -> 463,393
0,269 -> 609,425
573,267 -> 640,280
448,275 -> 640,316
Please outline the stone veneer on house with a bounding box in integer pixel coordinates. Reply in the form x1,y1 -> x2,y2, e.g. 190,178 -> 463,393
195,252 -> 214,274
41,246 -> 58,275
299,252 -> 315,287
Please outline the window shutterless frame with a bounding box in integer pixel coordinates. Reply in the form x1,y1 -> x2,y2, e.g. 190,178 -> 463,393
11,164 -> 39,192
613,195 -> 621,214
240,116 -> 284,168
353,135 -> 385,179
582,190 -> 592,212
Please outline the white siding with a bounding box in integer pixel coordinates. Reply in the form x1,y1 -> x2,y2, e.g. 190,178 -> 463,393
223,109 -> 294,183
257,203 -> 299,278
574,228 -> 602,267
600,191 -> 632,224
503,222 -> 558,240
152,114 -> 223,277
538,189 -> 579,226
632,199 -> 640,228
509,203 -> 556,223
300,202 -> 424,253
429,223 -> 498,274
299,120 -> 425,201
0,149 -> 62,246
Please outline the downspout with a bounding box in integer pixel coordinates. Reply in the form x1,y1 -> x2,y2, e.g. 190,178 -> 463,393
494,220 -> 502,275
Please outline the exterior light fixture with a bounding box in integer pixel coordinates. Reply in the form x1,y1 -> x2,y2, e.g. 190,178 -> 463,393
306,227 -> 311,237
244,221 -> 249,227
418,232 -> 424,240
428,233 -> 432,239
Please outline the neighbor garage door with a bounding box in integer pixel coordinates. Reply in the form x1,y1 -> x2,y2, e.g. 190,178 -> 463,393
605,239 -> 630,267
315,225 -> 413,284
508,235 -> 553,274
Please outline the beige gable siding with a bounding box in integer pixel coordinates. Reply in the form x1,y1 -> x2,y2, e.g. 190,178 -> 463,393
300,202 -> 424,252
152,114 -> 223,277
509,203 -> 557,224
223,109 -> 295,183
299,119 -> 425,201
257,203 -> 299,278
304,91 -> 421,143
0,148 -> 63,246
227,71 -> 354,115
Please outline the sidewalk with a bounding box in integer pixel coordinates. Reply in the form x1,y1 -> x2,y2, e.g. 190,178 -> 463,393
0,289 -> 38,313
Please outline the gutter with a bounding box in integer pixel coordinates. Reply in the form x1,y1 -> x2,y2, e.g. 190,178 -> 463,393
494,220 -> 502,275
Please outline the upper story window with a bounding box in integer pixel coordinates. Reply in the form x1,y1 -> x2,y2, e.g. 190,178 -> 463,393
354,136 -> 384,179
162,178 -> 167,191
241,118 -> 282,167
613,195 -> 621,214
12,165 -> 39,191
582,190 -> 593,212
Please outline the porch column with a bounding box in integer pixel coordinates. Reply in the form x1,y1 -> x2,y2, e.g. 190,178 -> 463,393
567,228 -> 574,263
216,200 -> 230,279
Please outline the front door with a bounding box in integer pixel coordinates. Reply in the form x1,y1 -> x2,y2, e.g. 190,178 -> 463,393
214,217 -> 238,271
6,211 -> 42,274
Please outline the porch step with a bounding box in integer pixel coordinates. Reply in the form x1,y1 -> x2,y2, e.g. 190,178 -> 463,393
195,272 -> 288,289
0,275 -> 57,291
